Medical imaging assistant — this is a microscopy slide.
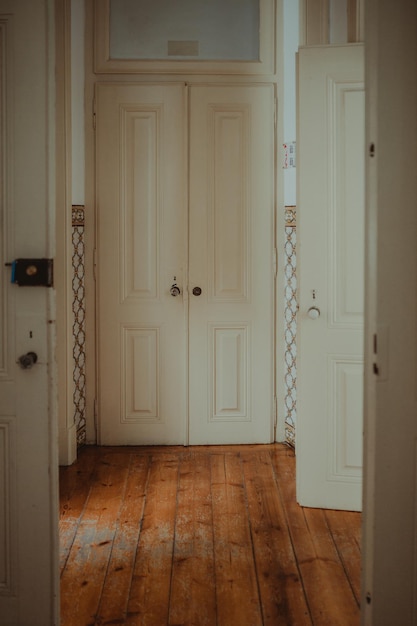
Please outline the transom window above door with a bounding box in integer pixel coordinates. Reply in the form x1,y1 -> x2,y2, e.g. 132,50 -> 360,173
94,0 -> 275,74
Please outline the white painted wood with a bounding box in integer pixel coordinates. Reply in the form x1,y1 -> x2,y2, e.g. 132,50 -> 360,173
56,0 -> 77,466
93,0 -> 276,75
330,0 -> 348,44
96,83 -> 187,445
347,0 -> 363,43
297,45 -> 364,511
96,83 -> 275,446
0,1 -> 59,623
362,0 -> 417,622
188,84 -> 275,444
302,0 -> 330,45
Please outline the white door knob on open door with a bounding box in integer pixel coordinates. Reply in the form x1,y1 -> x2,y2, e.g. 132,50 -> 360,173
307,306 -> 320,320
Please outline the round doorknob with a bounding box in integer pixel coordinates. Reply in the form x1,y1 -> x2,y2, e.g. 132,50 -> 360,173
17,351 -> 38,369
170,283 -> 181,297
192,286 -> 202,296
307,306 -> 320,320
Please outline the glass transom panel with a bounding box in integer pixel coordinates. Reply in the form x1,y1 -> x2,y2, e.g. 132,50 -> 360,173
109,0 -> 260,61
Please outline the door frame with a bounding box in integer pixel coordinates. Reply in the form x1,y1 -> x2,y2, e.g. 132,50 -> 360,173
83,0 -> 283,446
56,0 -> 77,465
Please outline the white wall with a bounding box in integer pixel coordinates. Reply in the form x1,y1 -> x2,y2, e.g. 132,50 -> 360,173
72,0 -> 85,205
283,0 -> 299,206
329,0 -> 348,43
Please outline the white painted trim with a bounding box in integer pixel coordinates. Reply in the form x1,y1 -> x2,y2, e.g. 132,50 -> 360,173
71,0 -> 85,204
301,0 -> 329,46
276,0 -> 293,442
84,0 -> 282,445
93,0 -> 276,75
56,0 -> 77,466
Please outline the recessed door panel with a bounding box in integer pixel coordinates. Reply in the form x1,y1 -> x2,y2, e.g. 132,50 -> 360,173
210,107 -> 250,301
121,107 -> 160,301
121,327 -> 159,421
211,324 -> 249,420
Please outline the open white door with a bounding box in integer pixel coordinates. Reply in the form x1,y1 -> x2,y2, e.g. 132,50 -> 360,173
0,1 -> 59,623
362,0 -> 417,622
297,45 -> 365,511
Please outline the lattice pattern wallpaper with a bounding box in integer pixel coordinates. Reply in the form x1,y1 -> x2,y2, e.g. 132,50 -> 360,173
72,205 -> 86,445
70,205 -> 297,448
284,206 -> 297,447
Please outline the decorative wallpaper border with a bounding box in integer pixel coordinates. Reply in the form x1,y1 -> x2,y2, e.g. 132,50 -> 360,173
284,206 -> 297,448
70,204 -> 297,448
72,205 -> 86,446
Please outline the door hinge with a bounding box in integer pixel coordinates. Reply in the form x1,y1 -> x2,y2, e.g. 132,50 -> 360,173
372,327 -> 389,380
93,248 -> 97,281
93,97 -> 96,130
94,398 -> 98,433
373,333 -> 379,375
274,97 -> 278,130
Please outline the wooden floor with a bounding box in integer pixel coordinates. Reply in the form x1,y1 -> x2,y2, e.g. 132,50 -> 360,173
59,444 -> 361,626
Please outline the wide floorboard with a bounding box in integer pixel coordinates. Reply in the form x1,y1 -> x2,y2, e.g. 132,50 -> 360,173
59,444 -> 361,626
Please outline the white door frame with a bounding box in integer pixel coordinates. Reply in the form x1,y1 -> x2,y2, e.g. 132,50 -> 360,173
56,0 -> 77,466
83,0 -> 282,447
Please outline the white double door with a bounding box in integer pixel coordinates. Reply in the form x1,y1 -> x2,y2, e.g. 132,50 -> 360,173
96,83 -> 275,445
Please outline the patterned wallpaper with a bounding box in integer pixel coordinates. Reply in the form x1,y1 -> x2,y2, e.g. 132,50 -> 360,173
284,206 -> 297,447
71,205 -> 297,447
72,206 -> 86,445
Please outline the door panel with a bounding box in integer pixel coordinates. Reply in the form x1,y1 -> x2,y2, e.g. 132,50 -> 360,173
297,45 -> 364,511
96,84 -> 187,445
188,85 -> 275,444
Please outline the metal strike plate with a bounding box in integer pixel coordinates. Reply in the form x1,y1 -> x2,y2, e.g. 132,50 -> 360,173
6,258 -> 53,287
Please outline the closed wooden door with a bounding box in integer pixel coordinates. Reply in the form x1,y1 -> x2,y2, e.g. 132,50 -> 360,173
297,45 -> 365,511
96,83 -> 275,445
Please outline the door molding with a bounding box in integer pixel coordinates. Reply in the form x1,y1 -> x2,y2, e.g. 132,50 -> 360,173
56,0 -> 77,465
84,0 -> 281,445
93,0 -> 276,76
